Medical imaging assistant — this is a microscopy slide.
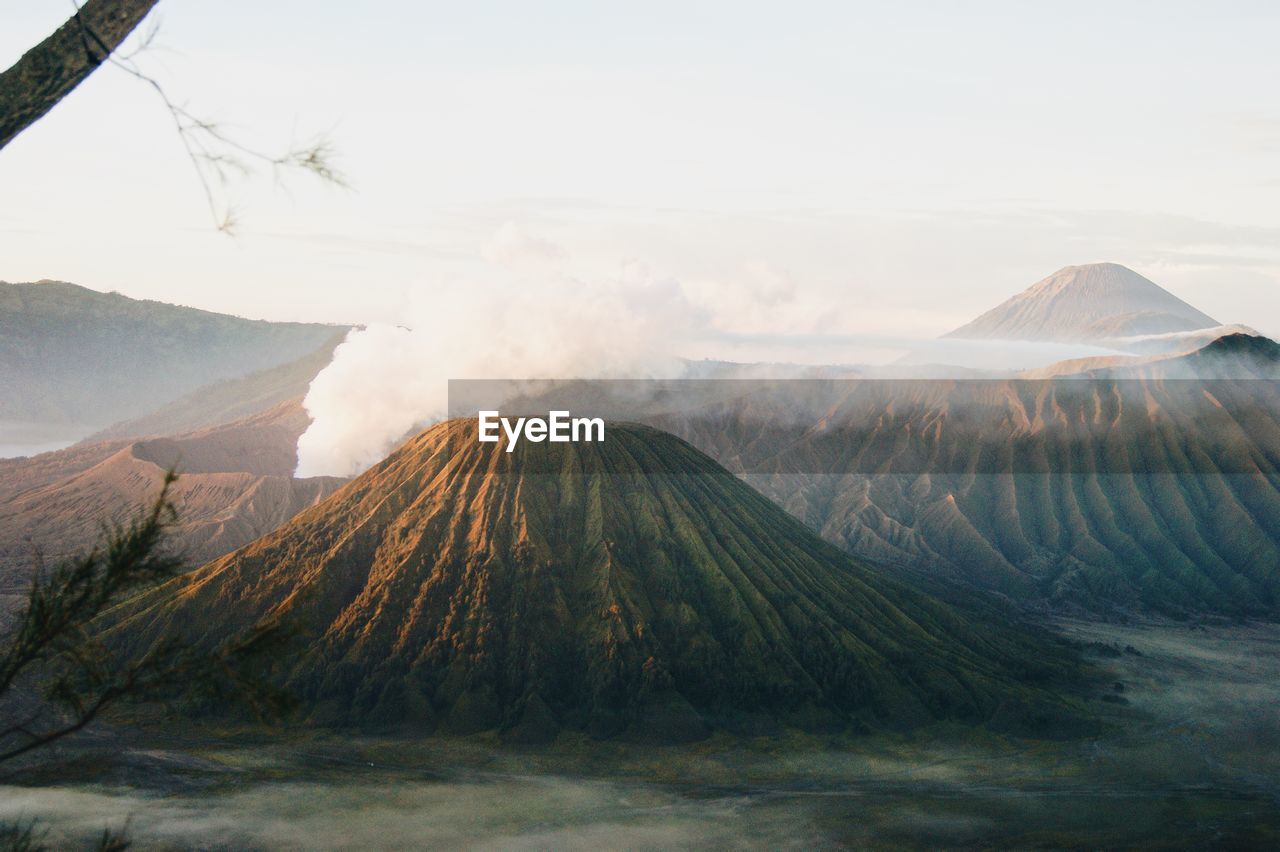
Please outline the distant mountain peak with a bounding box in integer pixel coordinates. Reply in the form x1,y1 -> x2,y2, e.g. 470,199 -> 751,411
946,263 -> 1218,342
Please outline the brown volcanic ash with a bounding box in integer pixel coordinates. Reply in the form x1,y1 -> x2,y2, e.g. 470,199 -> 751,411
109,421 -> 1087,742
0,400 -> 345,591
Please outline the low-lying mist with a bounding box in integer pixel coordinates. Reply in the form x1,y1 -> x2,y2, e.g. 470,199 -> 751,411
1,775 -> 825,850
5,622 -> 1278,849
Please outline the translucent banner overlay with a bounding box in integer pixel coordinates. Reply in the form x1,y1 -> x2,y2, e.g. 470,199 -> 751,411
446,378 -> 1280,475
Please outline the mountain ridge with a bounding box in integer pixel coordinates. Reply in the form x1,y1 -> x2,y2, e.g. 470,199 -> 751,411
0,400 -> 345,593
644,344 -> 1280,618
85,331 -> 347,442
0,279 -> 348,432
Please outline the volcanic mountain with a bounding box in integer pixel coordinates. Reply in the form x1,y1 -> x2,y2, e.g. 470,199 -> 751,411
110,421 -> 1087,741
644,335 -> 1280,618
946,263 -> 1218,342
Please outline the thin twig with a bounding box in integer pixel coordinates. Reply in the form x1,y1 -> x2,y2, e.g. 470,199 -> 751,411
68,0 -> 347,232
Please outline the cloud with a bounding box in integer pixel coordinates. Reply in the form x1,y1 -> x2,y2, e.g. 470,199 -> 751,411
295,204 -> 1280,477
483,222 -> 565,267
740,261 -> 798,306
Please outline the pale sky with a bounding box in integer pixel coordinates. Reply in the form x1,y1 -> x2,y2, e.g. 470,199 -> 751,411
3,1 -> 1280,348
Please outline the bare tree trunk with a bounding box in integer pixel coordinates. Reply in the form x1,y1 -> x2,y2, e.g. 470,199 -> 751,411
0,0 -> 160,151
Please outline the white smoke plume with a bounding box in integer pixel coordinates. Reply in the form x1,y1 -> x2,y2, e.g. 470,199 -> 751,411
295,236 -> 706,477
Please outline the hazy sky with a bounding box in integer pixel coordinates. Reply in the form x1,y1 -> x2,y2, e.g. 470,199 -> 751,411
3,1 -> 1280,346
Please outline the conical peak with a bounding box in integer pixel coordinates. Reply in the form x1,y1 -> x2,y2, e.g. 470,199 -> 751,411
947,262 -> 1218,341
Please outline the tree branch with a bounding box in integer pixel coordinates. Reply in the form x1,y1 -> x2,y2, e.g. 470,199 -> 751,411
0,472 -> 178,699
0,0 -> 161,150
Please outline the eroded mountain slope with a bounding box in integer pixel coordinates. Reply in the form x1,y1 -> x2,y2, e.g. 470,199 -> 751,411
0,401 -> 345,589
109,421 -> 1089,741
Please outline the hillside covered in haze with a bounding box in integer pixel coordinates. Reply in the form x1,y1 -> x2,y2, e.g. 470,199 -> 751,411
655,272 -> 1280,618
0,280 -> 347,435
87,332 -> 346,441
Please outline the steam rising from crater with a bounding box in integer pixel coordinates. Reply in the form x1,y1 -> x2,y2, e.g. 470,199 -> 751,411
294,240 -> 703,477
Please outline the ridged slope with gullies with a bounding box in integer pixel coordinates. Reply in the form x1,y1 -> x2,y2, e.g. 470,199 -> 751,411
0,401 -> 345,591
109,421 -> 1088,742
654,337 -> 1280,618
946,263 -> 1218,341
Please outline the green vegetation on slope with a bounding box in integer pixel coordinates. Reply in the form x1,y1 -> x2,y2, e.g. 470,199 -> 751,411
110,422 -> 1091,742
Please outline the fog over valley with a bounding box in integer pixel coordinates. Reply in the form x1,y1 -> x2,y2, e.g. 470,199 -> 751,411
3,3 -> 1280,847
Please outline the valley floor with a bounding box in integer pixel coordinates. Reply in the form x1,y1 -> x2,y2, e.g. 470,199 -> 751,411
3,620 -> 1279,849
